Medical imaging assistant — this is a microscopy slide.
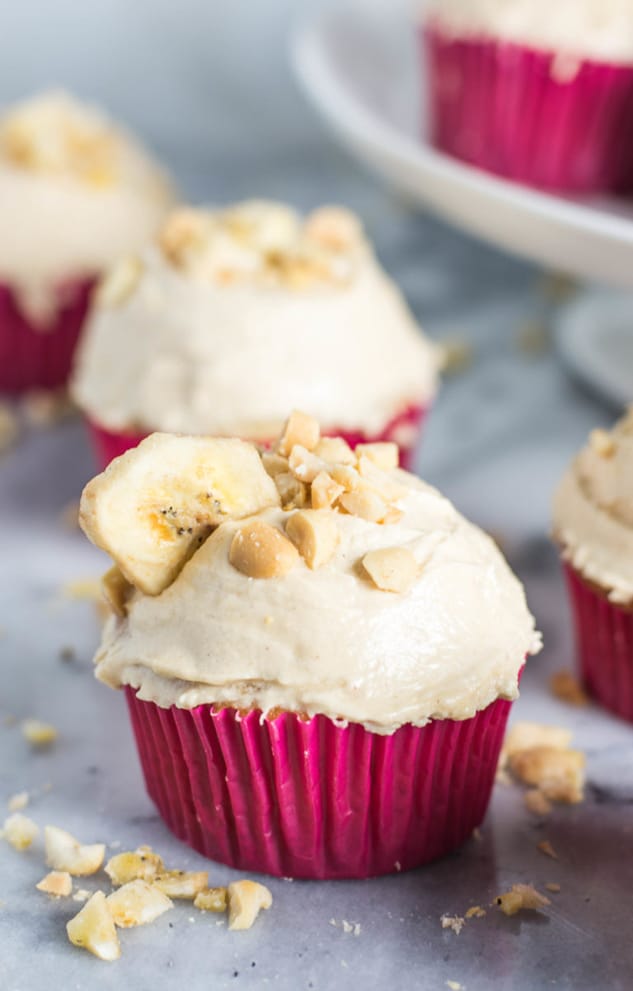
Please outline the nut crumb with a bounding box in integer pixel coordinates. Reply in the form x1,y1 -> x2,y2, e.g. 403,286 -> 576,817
545,882 -> 561,893
447,982 -> 463,991
509,746 -> 585,803
496,884 -> 551,916
194,887 -> 228,913
45,825 -> 105,876
229,520 -> 299,579
36,870 -> 72,897
440,338 -> 473,375
7,791 -> 29,812
440,914 -> 465,935
66,890 -> 120,961
362,547 -> 418,593
105,846 -> 164,886
107,879 -> 173,927
524,789 -> 552,817
153,870 -> 208,900
21,719 -> 57,747
73,888 -> 91,903
228,880 -> 272,931
2,813 -> 39,850
465,905 -> 486,919
549,670 -> 589,707
537,840 -> 558,860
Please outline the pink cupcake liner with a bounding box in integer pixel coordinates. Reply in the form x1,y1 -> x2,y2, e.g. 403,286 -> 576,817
563,563 -> 633,723
423,27 -> 633,193
87,403 -> 428,472
0,278 -> 95,393
125,687 -> 513,879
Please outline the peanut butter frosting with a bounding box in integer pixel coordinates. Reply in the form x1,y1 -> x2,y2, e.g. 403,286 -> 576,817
553,410 -> 633,604
83,416 -> 540,734
71,201 -> 439,437
0,91 -> 173,316
423,0 -> 633,64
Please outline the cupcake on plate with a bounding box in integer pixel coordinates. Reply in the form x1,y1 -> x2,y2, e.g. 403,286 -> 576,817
0,91 -> 173,392
79,411 -> 540,879
420,0 -> 633,192
553,411 -> 633,723
71,201 -> 439,471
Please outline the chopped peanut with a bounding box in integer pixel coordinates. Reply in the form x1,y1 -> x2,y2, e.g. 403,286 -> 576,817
362,547 -> 418,593
314,437 -> 355,465
288,445 -> 328,484
194,887 -> 228,913
229,520 -> 299,579
228,880 -> 272,931
21,719 -> 57,747
2,813 -> 39,850
285,510 -> 339,569
339,488 -> 389,523
274,472 -> 308,509
153,870 -> 208,900
277,410 -> 320,457
261,451 -> 290,478
537,840 -> 558,860
66,891 -> 120,961
310,471 -> 344,510
440,914 -> 464,935
104,846 -> 164,886
7,791 -> 29,812
355,442 -> 399,472
549,670 -> 589,707
107,880 -> 173,927
509,746 -> 585,803
36,871 -> 72,897
465,906 -> 486,919
496,884 -> 550,917
44,825 -> 105,876
499,722 -> 572,770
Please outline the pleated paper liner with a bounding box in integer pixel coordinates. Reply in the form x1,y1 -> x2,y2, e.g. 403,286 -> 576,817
423,27 -> 633,193
0,278 -> 94,392
125,688 -> 513,880
563,562 -> 633,723
87,403 -> 429,471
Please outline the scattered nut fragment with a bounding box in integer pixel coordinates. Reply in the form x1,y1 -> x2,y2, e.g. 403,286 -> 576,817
21,719 -> 57,747
288,445 -> 328,484
104,846 -> 164,886
194,887 -> 228,913
72,888 -> 91,903
537,840 -> 558,860
44,825 -> 105,876
314,437 -> 355,464
107,880 -> 173,927
465,906 -> 486,919
153,870 -> 208,900
274,471 -> 308,509
589,428 -> 615,459
329,464 -> 360,492
36,870 -> 72,897
440,914 -> 464,935
96,255 -> 143,308
355,442 -> 399,472
509,746 -> 585,804
7,791 -> 29,812
228,880 -> 272,931
362,547 -> 418,593
261,451 -> 290,478
339,488 -> 389,523
229,520 -> 299,579
66,890 -> 120,962
285,510 -> 339,569
549,670 -> 589,707
524,789 -> 552,817
496,884 -> 550,917
311,471 -> 344,510
101,566 -> 134,619
2,813 -> 39,850
499,722 -> 572,770
304,206 -> 361,250
277,410 -> 320,457
545,882 -> 561,894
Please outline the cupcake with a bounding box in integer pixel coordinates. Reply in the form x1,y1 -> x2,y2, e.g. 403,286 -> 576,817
421,0 -> 633,192
79,411 -> 540,879
0,91 -> 173,392
553,411 -> 633,722
71,201 -> 439,471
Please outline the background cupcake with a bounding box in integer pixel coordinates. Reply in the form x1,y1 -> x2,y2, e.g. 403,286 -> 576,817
71,201 -> 439,470
0,90 -> 173,393
553,411 -> 633,722
79,413 -> 540,879
421,0 -> 633,192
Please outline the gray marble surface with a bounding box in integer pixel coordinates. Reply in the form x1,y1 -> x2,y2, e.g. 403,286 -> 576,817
2,2 -> 633,989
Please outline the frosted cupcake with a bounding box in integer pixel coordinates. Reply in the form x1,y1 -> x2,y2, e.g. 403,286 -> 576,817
553,411 -> 633,722
0,91 -> 173,392
421,0 -> 633,192
71,201 -> 439,470
79,411 -> 540,879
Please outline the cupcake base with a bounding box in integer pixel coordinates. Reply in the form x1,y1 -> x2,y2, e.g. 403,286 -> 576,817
125,688 -> 512,880
87,403 -> 429,472
423,27 -> 633,193
0,278 -> 94,392
563,563 -> 633,723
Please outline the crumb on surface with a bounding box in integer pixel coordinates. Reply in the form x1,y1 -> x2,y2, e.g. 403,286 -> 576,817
7,791 -> 29,812
549,670 -> 589,707
21,719 -> 58,747
537,840 -> 558,860
2,812 -> 39,850
524,789 -> 552,817
441,914 -> 465,935
496,884 -> 551,917
545,882 -> 561,894
36,870 -> 72,897
465,905 -> 486,919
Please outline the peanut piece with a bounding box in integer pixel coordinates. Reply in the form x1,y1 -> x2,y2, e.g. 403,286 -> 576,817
194,887 -> 228,913
44,825 -> 105,876
153,870 -> 208,900
277,410 -> 320,457
229,520 -> 299,579
288,445 -> 328,484
107,880 -> 173,927
21,719 -> 57,747
311,471 -> 344,510
496,884 -> 550,917
508,746 -> 585,803
362,547 -> 418,592
66,891 -> 120,961
105,846 -> 164,886
2,813 -> 39,851
274,472 -> 308,509
228,880 -> 272,931
314,437 -> 355,465
261,451 -> 289,478
339,488 -> 389,523
285,510 -> 339,569
36,871 -> 73,897
355,442 -> 399,472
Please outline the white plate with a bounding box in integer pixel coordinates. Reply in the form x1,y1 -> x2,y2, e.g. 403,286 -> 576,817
291,5 -> 633,287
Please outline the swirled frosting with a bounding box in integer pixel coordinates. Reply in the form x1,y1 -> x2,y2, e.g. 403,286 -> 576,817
424,0 -> 633,64
94,454 -> 540,733
71,202 -> 439,437
553,410 -> 633,604
0,91 -> 173,315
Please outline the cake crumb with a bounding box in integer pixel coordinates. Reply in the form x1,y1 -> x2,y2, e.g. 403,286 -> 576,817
441,914 -> 465,935
537,840 -> 558,860
465,906 -> 486,919
545,883 -> 561,894
549,670 -> 589,707
524,789 -> 552,817
496,884 -> 551,917
7,791 -> 29,812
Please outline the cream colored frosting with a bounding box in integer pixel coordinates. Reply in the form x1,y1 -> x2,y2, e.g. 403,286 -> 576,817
71,202 -> 439,437
95,468 -> 540,733
0,91 -> 173,317
553,411 -> 633,604
424,0 -> 633,64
